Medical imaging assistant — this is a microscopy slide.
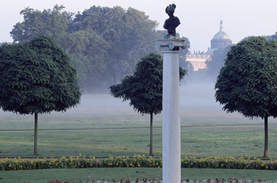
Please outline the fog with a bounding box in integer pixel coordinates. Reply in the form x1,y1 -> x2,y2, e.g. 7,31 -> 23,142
0,81 -> 266,131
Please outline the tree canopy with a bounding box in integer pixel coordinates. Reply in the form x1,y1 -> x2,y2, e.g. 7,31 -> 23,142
0,35 -> 81,114
10,5 -> 190,93
109,53 -> 186,155
0,35 -> 81,154
215,36 -> 277,157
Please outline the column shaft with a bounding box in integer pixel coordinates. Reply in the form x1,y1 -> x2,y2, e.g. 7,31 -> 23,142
162,51 -> 181,183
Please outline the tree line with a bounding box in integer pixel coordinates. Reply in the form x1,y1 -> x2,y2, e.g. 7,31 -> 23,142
9,5 -> 190,93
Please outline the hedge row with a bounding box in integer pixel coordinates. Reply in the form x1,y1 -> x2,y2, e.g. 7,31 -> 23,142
1,154 -> 277,171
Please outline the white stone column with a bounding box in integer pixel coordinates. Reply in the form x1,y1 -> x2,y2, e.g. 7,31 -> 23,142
156,39 -> 186,183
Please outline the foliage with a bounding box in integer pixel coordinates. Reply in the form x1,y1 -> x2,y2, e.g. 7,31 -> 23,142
215,36 -> 277,118
0,35 -> 81,155
0,35 -> 81,114
2,155 -> 277,171
10,5 -> 69,44
109,53 -> 186,155
215,36 -> 277,157
109,53 -> 186,115
68,6 -> 161,86
11,5 -> 181,92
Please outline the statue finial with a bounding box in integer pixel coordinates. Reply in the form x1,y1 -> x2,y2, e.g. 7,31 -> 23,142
220,20 -> 223,31
163,4 -> 180,39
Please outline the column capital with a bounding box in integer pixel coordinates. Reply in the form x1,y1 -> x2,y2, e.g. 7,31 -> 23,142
156,38 -> 186,51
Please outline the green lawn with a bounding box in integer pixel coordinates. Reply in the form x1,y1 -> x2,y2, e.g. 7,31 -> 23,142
1,125 -> 277,158
0,84 -> 277,159
0,168 -> 277,183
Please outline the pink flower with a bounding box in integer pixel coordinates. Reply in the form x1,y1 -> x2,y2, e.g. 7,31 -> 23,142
87,179 -> 90,181
136,177 -> 139,180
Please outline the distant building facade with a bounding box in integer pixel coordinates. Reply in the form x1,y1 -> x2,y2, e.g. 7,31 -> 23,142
186,20 -> 232,71
186,53 -> 210,71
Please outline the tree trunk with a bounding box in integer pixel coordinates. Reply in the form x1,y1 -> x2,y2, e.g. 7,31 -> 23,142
34,113 -> 38,155
264,115 -> 268,157
150,112 -> 153,156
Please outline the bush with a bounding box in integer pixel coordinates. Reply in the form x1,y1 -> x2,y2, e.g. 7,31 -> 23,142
1,155 -> 277,171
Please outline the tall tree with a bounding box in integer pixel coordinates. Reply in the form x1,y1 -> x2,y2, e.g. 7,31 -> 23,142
65,30 -> 110,92
10,5 -> 109,93
10,5 -> 189,92
10,5 -> 69,44
0,35 -> 81,155
109,53 -> 186,156
72,6 -> 160,84
215,36 -> 277,157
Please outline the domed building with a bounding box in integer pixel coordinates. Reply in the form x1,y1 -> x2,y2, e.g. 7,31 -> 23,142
206,20 -> 232,54
186,20 -> 232,71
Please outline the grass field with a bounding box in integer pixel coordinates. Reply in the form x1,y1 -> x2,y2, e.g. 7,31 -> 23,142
0,83 -> 277,158
1,168 -> 277,183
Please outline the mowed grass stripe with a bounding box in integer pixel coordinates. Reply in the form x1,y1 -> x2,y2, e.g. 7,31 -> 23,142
1,126 -> 277,158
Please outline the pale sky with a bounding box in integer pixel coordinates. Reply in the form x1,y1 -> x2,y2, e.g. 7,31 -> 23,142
0,0 -> 276,52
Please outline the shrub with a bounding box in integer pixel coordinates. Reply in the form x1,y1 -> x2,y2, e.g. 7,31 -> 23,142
1,155 -> 277,171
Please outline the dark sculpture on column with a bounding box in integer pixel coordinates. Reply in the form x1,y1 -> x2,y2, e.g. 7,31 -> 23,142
163,4 -> 180,39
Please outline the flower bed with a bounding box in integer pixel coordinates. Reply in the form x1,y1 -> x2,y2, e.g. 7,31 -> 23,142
1,154 -> 277,171
29,177 -> 277,183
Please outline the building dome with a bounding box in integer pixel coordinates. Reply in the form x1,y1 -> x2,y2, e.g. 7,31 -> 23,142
209,20 -> 232,51
212,30 -> 230,40
212,21 -> 230,40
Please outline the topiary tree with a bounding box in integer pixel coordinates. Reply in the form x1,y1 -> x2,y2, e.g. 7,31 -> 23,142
109,53 -> 186,156
215,36 -> 277,157
0,35 -> 81,155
